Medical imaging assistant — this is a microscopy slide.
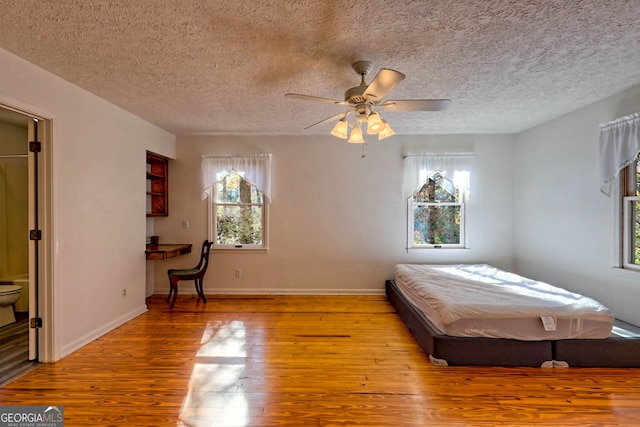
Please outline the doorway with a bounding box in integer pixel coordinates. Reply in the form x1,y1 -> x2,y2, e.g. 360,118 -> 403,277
0,107 -> 43,385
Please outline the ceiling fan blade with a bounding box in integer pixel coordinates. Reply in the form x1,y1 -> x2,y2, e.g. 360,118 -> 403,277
363,69 -> 406,101
378,99 -> 452,111
285,93 -> 347,105
304,111 -> 349,130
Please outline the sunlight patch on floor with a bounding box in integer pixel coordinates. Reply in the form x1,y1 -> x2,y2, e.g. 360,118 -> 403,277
179,320 -> 255,427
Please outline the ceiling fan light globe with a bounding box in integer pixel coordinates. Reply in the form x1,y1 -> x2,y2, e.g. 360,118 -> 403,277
378,121 -> 395,140
331,119 -> 348,139
367,112 -> 384,134
348,125 -> 365,144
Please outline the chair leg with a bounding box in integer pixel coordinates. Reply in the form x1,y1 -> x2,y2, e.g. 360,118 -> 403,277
166,273 -> 173,303
200,283 -> 207,303
170,277 -> 179,308
194,279 -> 206,303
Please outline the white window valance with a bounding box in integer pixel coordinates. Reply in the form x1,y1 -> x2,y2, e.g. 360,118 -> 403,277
403,153 -> 475,199
201,153 -> 272,201
599,112 -> 640,196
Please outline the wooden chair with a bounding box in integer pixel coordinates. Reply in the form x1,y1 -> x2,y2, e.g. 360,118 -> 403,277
167,240 -> 213,308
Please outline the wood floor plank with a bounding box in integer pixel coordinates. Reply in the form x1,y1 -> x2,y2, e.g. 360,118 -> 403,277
1,294 -> 640,426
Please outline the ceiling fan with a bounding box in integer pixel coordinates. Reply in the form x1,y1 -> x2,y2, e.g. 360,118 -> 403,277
285,61 -> 451,143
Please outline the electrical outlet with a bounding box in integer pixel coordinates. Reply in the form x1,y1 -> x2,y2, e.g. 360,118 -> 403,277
122,288 -> 127,298
235,269 -> 241,278
182,219 -> 189,228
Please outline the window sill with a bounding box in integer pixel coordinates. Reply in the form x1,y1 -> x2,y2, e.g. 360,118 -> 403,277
213,248 -> 269,254
611,266 -> 640,279
407,246 -> 469,252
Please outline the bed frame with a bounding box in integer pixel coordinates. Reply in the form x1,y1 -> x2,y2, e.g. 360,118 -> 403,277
386,280 -> 640,368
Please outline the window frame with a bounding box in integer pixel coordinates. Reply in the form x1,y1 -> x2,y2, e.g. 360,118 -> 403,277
207,172 -> 269,252
407,172 -> 467,250
620,153 -> 640,271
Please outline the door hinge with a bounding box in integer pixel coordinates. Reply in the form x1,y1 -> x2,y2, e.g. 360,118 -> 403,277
30,317 -> 42,328
29,140 -> 41,153
29,229 -> 42,240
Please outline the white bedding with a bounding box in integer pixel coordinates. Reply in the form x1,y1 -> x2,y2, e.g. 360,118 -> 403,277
395,264 -> 614,340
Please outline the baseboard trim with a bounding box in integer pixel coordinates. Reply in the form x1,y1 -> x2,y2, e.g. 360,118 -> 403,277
154,287 -> 385,296
58,304 -> 148,360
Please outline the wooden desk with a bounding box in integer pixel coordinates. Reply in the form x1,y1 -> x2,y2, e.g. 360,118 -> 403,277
145,243 -> 192,260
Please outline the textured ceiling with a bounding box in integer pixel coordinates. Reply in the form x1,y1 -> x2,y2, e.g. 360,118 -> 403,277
1,0 -> 639,136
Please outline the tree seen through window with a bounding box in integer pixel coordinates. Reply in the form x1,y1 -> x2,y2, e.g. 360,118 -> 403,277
634,153 -> 640,264
412,172 -> 462,246
215,170 -> 264,246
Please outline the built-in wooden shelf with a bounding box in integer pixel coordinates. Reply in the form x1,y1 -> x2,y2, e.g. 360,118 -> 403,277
146,151 -> 169,217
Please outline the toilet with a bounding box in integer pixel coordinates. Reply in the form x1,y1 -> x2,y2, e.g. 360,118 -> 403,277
0,284 -> 22,327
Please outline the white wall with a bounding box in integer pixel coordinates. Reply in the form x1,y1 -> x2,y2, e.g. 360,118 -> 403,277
514,84 -> 640,325
0,47 -> 176,360
152,133 -> 516,294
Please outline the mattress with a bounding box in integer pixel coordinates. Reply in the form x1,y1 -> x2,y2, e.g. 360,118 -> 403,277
395,264 -> 614,341
386,280 -> 555,367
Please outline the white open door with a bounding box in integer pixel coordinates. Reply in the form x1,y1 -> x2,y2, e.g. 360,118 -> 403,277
27,118 -> 39,360
1,103 -> 53,363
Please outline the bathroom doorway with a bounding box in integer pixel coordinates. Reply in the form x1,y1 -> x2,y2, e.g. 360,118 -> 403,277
0,107 -> 41,385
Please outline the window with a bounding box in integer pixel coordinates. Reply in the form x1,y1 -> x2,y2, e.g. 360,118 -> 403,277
403,154 -> 473,249
213,170 -> 266,248
202,154 -> 271,251
410,172 -> 464,247
622,153 -> 640,269
599,113 -> 639,271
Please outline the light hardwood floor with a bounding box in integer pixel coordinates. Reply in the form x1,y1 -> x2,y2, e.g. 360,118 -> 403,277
1,294 -> 640,426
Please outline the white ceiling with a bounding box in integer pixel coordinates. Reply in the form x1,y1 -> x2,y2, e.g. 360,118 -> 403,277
1,0 -> 639,136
